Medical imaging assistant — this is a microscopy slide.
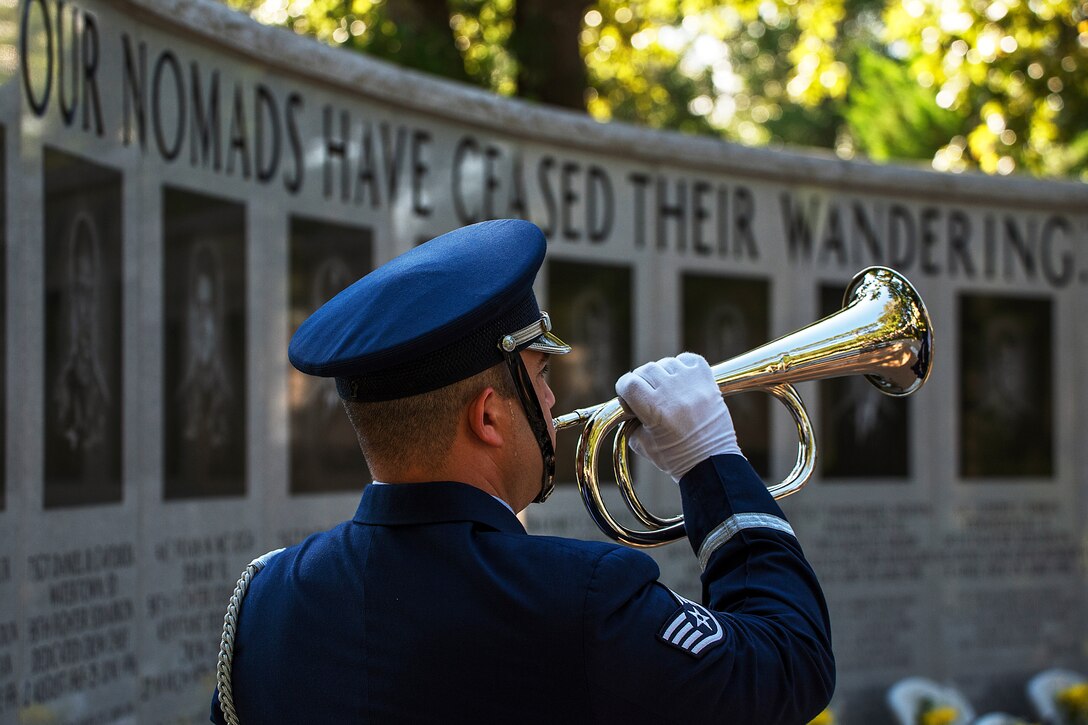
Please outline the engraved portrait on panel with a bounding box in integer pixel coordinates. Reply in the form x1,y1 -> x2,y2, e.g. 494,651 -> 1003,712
54,212 -> 111,451
163,189 -> 246,499
43,148 -> 122,508
548,261 -> 632,484
960,295 -> 1052,478
698,299 -> 760,427
819,284 -> 908,478
700,301 -> 748,363
177,240 -> 234,450
979,316 -> 1031,424
564,287 -> 617,403
682,274 -> 769,476
826,377 -> 893,445
289,218 -> 373,495
301,256 -> 354,420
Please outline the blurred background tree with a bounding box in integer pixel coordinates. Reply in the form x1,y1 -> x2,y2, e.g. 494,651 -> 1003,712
224,0 -> 1088,180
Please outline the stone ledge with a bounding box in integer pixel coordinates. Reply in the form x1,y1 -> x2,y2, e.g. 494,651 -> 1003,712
115,0 -> 1088,210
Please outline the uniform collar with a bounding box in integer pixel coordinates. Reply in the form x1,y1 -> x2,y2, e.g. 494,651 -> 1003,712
353,481 -> 527,535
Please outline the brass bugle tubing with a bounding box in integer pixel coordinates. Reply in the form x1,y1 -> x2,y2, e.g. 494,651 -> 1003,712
551,266 -> 934,548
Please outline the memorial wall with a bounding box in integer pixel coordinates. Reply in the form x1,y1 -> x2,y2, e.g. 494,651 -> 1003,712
0,0 -> 1086,722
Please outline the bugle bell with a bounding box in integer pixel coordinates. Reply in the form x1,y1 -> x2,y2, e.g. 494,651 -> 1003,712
552,266 -> 934,548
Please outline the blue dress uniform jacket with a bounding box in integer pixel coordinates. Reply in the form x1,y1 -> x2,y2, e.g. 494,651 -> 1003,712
211,454 -> 834,724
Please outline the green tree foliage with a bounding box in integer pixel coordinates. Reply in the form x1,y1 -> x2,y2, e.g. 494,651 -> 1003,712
225,0 -> 1088,179
581,0 -> 857,147
883,0 -> 1088,177
584,0 -> 1088,178
223,0 -> 510,89
844,46 -> 963,161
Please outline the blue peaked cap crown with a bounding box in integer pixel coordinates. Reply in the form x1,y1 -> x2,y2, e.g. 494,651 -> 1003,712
289,219 -> 567,402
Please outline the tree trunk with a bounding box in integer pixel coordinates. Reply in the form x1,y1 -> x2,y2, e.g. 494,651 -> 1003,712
512,0 -> 587,110
383,0 -> 470,83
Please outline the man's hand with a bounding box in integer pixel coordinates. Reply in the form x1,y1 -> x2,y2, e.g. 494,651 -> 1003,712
615,353 -> 742,482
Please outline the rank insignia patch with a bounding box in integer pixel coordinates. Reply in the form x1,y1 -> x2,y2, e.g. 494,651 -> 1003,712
658,592 -> 723,658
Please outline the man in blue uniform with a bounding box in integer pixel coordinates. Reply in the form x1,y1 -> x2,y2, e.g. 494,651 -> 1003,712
210,219 -> 834,724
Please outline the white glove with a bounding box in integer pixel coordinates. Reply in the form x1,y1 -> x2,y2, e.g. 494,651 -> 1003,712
615,352 -> 742,482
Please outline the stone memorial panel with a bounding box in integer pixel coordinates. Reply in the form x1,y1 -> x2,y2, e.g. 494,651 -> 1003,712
819,283 -> 910,478
833,592 -> 924,675
288,217 -> 372,495
43,148 -> 123,508
141,528 -> 255,716
682,273 -> 770,475
942,500 -> 1079,580
22,542 -> 138,721
941,495 -> 1082,699
806,501 -> 934,587
162,188 -> 246,500
960,294 -> 1053,478
548,260 -> 632,485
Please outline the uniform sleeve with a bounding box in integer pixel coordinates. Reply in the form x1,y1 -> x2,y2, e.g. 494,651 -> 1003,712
582,453 -> 833,725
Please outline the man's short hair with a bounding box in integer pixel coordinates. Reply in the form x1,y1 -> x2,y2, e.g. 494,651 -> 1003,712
342,362 -> 518,469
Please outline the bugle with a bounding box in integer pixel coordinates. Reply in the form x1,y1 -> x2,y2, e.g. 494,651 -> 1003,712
552,266 -> 934,548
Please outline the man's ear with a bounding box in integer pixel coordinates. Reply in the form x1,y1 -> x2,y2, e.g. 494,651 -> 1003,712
467,387 -> 505,448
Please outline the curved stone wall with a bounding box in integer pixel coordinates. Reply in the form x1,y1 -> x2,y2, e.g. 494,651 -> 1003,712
1,1 -> 1086,722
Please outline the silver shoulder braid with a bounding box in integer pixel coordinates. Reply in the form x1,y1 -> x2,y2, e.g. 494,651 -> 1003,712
216,548 -> 284,725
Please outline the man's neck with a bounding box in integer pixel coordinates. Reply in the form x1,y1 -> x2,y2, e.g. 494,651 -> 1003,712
368,455 -> 519,512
